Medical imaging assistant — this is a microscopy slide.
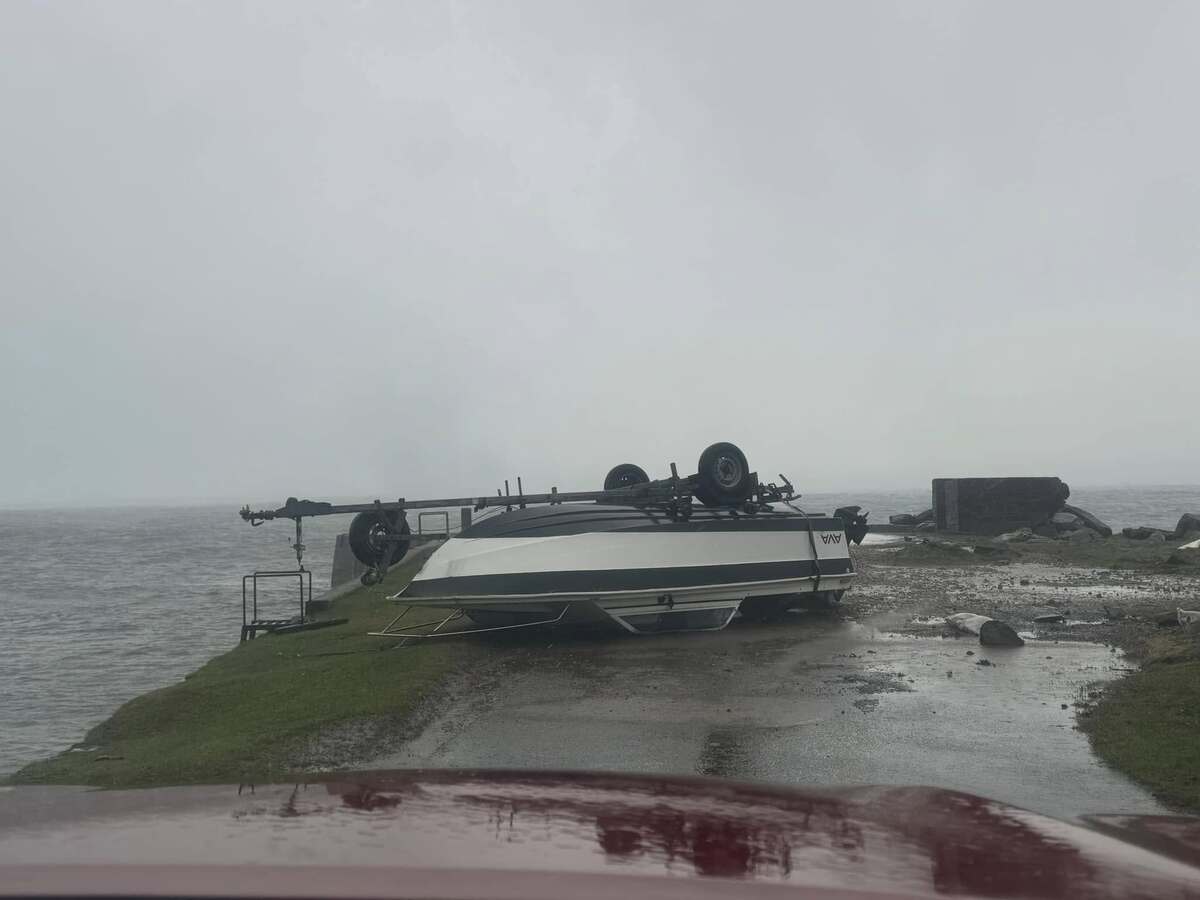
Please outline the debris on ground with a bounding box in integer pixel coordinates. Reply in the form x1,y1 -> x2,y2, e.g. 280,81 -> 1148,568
946,612 -> 1025,646
1179,608 -> 1200,628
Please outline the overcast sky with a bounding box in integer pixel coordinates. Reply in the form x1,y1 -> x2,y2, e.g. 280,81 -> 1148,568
1,1 -> 1197,508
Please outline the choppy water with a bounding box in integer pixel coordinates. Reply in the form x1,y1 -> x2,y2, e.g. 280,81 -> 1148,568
1,485 -> 1198,776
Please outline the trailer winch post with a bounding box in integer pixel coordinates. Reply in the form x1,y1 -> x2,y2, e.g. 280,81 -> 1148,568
292,517 -> 305,569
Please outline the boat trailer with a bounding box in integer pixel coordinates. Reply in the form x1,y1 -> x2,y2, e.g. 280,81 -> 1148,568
238,445 -> 871,641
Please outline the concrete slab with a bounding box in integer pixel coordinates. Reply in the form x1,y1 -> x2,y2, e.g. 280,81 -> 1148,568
370,615 -> 1166,820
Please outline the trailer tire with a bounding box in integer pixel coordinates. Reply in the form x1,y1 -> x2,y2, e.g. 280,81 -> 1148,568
603,463 -> 650,491
695,442 -> 752,506
348,511 -> 411,567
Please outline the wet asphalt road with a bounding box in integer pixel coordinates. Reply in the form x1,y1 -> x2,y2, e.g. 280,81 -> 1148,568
372,612 -> 1167,820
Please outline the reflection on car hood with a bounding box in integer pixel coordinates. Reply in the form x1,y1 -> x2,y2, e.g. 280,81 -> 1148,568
1,770 -> 1199,899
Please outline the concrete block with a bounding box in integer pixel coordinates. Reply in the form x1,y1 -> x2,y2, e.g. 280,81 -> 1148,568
933,477 -> 1069,536
330,532 -> 367,588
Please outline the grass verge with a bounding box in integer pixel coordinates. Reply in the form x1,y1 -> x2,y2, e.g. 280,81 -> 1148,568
7,555 -> 471,788
1081,630 -> 1200,812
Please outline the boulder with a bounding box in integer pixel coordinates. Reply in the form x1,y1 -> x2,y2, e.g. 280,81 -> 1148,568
947,612 -> 1025,646
1032,523 -> 1059,539
1123,526 -> 1169,540
1148,532 -> 1166,543
1067,527 -> 1100,543
915,520 -> 937,531
1171,513 -> 1200,539
1062,504 -> 1113,538
913,508 -> 934,525
889,513 -> 916,526
1051,511 -> 1082,530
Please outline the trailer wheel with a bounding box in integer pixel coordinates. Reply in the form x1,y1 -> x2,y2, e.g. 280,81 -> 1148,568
603,463 -> 650,491
348,511 -> 411,567
695,442 -> 752,506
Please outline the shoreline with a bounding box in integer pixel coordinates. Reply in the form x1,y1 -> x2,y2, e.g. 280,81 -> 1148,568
6,533 -> 1199,811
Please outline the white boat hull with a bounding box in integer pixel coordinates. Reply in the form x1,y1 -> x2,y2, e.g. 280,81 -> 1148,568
397,505 -> 855,634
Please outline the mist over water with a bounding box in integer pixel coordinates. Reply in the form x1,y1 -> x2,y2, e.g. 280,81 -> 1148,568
2,485 -> 1197,775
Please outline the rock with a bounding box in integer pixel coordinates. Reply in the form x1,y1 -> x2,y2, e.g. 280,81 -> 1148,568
1051,511 -> 1082,529
1123,526 -> 1169,540
946,612 -> 1025,646
975,659 -> 993,667
916,520 -> 937,531
1148,532 -> 1166,543
913,508 -> 934,525
1067,527 -> 1100,543
1156,610 -> 1181,627
1032,523 -> 1059,539
1171,513 -> 1200,539
889,513 -> 916,526
1062,504 -> 1113,538
1019,578 -> 1031,585
997,527 -> 1034,543
1034,613 -> 1067,623
1180,608 -> 1200,627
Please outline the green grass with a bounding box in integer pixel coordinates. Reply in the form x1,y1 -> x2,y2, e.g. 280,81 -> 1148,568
7,556 -> 473,788
1082,631 -> 1200,811
1010,535 -> 1200,571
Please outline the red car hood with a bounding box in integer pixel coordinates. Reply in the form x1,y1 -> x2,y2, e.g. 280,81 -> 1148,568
1,770 -> 1198,899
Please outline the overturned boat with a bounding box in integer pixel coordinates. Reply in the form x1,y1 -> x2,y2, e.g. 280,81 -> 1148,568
239,442 -> 868,636
405,502 -> 856,633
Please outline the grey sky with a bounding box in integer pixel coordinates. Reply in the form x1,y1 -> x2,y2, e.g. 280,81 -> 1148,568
2,1 -> 1197,508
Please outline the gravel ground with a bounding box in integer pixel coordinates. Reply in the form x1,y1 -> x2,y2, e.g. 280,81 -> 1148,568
847,535 -> 1200,654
